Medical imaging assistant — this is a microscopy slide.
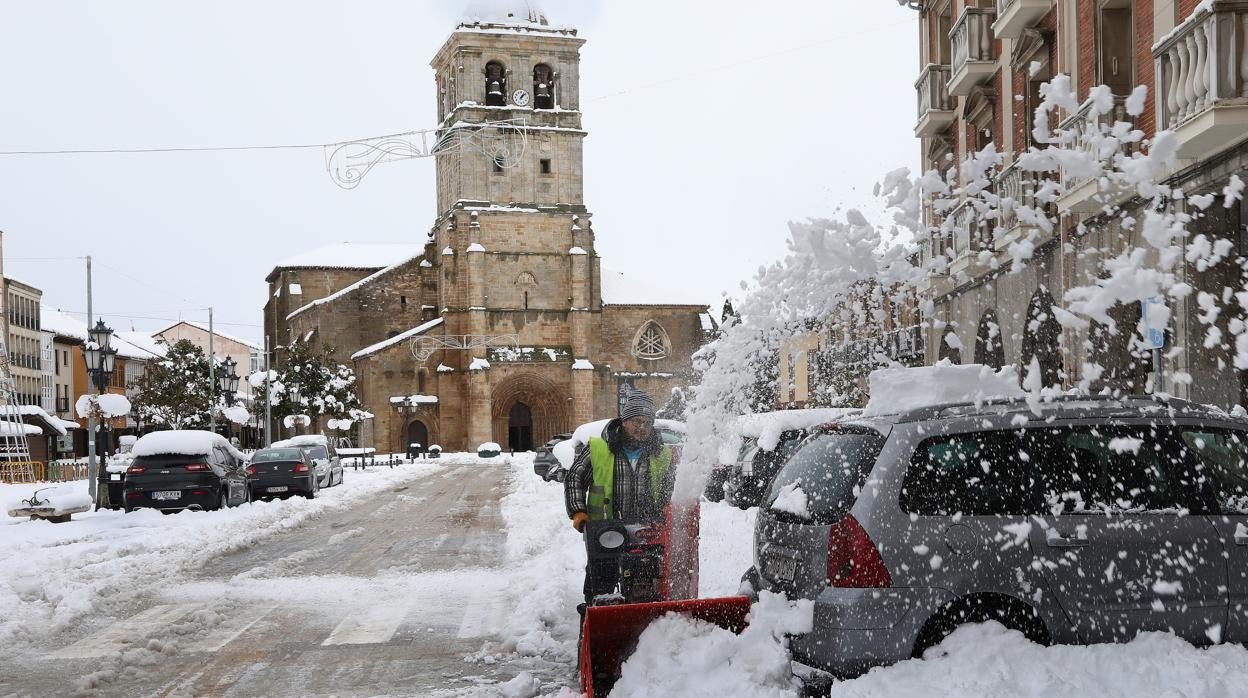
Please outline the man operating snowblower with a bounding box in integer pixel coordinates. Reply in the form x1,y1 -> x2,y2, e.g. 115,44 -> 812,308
564,389 -> 675,606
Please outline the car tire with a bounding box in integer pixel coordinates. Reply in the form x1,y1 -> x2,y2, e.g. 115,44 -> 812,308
216,490 -> 229,511
912,597 -> 1049,658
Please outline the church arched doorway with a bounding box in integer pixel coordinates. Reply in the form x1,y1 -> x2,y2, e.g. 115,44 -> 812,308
406,420 -> 429,452
508,402 -> 533,452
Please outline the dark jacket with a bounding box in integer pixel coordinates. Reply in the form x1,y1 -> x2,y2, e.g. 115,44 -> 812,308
564,419 -> 674,522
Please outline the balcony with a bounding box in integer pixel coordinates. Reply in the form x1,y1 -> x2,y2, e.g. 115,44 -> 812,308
992,0 -> 1051,40
949,6 -> 997,97
994,160 -> 1055,250
1153,1 -> 1248,160
1054,95 -> 1135,213
915,64 -> 955,137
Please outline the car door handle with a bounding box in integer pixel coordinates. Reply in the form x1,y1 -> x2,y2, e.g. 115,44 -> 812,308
1046,531 -> 1088,548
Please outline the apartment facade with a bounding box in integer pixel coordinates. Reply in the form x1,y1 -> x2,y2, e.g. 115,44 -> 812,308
911,0 -> 1248,408
5,278 -> 45,407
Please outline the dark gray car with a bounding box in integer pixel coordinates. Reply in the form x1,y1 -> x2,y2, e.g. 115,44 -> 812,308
743,395 -> 1248,679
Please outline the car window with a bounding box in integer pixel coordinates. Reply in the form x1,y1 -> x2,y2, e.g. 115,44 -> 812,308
901,430 -> 1031,516
1034,425 -> 1215,514
765,429 -> 884,523
253,448 -> 305,462
659,429 -> 683,445
306,445 -> 329,460
1181,427 -> 1248,514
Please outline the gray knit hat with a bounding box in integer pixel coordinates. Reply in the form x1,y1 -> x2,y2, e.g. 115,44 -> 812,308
620,390 -> 655,421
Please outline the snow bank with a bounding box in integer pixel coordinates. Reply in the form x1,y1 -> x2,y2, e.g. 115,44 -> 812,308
4,484 -> 92,517
863,363 -> 1023,416
612,591 -> 812,698
829,622 -> 1248,697
131,430 -> 244,460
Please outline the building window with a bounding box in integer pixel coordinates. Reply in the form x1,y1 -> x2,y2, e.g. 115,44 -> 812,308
400,295 -> 407,308
533,63 -> 555,109
492,156 -> 505,174
1098,1 -> 1133,96
540,158 -> 552,174
485,61 -> 507,106
633,321 -> 671,361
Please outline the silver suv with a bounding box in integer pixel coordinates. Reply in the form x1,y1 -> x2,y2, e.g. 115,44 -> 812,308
743,395 -> 1248,678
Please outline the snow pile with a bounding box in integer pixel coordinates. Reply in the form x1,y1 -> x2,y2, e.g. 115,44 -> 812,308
828,622 -> 1248,697
612,591 -> 812,698
131,430 -> 245,460
770,483 -> 809,519
4,484 -> 92,517
75,393 -> 132,419
862,363 -> 1023,416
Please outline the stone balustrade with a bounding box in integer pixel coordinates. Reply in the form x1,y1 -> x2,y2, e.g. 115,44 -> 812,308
1057,95 -> 1131,191
917,64 -> 952,120
1153,1 -> 1248,131
950,6 -> 996,95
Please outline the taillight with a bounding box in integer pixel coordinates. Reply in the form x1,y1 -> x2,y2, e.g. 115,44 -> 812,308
126,465 -> 146,475
826,515 -> 892,588
246,465 -> 257,476
190,489 -> 209,496
126,492 -> 141,500
293,462 -> 309,473
184,463 -> 210,472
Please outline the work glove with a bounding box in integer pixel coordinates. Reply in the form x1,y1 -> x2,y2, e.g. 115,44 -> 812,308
571,511 -> 588,532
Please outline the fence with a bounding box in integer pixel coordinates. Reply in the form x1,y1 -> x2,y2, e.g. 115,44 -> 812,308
0,460 -> 89,484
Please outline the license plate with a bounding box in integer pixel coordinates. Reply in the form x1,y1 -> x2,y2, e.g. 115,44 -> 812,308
110,474 -> 122,481
152,490 -> 182,501
267,486 -> 288,493
769,556 -> 797,582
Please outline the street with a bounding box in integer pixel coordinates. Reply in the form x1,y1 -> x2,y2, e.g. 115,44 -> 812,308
0,461 -> 572,698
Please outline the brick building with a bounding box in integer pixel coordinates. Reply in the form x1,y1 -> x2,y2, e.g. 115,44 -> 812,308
264,8 -> 713,453
911,0 -> 1248,408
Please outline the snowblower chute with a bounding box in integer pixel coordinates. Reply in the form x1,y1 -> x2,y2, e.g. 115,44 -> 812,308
578,502 -> 751,697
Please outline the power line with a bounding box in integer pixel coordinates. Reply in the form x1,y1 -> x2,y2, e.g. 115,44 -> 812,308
54,309 -> 262,329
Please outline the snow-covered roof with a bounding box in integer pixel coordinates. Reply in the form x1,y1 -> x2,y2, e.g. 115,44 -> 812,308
271,434 -> 327,449
862,363 -> 1025,417
287,249 -> 426,321
40,308 -> 167,360
18,405 -> 76,436
600,268 -> 709,307
154,320 -> 262,352
274,242 -> 424,272
351,318 -> 444,360
132,430 -> 245,460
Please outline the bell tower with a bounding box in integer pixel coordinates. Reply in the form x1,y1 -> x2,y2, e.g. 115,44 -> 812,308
429,9 -> 600,445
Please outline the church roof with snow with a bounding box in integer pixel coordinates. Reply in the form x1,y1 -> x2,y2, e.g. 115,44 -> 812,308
268,243 -> 425,278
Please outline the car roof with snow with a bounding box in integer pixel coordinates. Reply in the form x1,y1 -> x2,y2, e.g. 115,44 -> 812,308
132,430 -> 246,460
271,434 -> 329,449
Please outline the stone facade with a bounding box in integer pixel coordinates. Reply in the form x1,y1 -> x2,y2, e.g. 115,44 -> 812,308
913,0 -> 1248,410
265,15 -> 712,452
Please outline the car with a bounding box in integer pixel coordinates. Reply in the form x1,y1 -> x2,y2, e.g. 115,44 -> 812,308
724,429 -> 810,509
704,438 -> 753,502
247,446 -> 320,500
123,430 -> 251,513
272,434 -> 343,488
534,433 -> 572,480
742,393 -> 1248,681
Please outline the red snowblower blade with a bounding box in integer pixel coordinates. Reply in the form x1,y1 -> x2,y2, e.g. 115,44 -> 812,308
578,501 -> 753,696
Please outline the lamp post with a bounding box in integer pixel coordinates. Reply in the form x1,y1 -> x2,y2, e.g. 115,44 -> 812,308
84,319 -> 118,508
217,355 -> 240,438
287,382 -> 304,435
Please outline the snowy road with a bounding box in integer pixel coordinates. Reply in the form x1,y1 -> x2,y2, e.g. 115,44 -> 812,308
0,457 -> 574,697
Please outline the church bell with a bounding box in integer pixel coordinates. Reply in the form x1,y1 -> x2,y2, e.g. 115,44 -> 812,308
488,80 -> 503,98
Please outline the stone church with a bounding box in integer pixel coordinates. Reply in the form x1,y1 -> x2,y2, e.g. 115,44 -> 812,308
264,8 -> 714,453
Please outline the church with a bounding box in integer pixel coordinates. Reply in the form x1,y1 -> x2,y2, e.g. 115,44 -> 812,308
263,6 -> 714,453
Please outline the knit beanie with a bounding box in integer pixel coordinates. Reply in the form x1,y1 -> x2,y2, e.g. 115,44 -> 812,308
620,390 -> 656,421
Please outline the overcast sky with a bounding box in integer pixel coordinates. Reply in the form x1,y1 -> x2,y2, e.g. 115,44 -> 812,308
0,1 -> 917,345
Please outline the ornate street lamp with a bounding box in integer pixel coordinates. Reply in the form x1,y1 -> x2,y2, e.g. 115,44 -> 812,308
218,356 -> 240,405
84,319 -> 118,509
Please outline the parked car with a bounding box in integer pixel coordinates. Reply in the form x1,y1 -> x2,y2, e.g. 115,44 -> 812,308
742,394 -> 1248,681
724,429 -> 810,509
534,433 -> 572,480
123,430 -> 250,513
247,446 -> 320,500
272,434 -> 343,488
704,438 -> 754,502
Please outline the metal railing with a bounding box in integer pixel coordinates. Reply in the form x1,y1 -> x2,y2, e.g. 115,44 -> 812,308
1154,2 -> 1248,130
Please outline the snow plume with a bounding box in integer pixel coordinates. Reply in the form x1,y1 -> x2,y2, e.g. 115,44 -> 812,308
678,204 -> 923,500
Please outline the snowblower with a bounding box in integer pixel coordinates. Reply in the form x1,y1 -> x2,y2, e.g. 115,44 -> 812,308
579,501 -> 751,697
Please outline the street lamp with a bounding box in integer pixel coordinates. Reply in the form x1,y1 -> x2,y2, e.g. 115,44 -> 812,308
84,319 -> 118,509
218,356 -> 240,405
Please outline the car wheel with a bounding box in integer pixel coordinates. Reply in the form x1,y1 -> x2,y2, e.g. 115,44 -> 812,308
912,596 -> 1049,658
217,490 -> 229,511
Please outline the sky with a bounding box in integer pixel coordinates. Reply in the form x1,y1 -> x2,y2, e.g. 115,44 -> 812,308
0,1 -> 918,346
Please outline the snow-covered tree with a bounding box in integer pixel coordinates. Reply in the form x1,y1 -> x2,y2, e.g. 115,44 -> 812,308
255,341 -> 365,432
129,339 -> 214,429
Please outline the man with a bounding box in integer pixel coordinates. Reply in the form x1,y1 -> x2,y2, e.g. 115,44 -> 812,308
564,389 -> 675,603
